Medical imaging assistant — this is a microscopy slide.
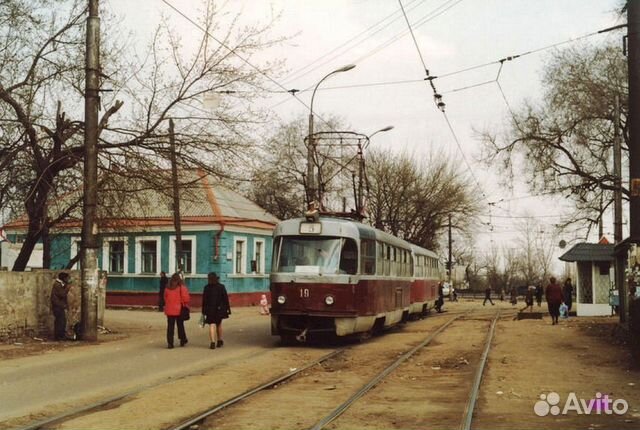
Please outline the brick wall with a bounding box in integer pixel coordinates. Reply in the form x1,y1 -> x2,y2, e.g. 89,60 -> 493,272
0,271 -> 82,341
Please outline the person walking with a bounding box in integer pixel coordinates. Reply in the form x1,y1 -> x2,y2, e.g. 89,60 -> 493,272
522,286 -> 534,312
158,271 -> 168,312
510,287 -> 518,306
545,276 -> 564,325
50,272 -> 72,341
483,286 -> 495,306
562,278 -> 574,314
164,273 -> 190,349
201,272 -> 231,349
535,285 -> 543,307
435,282 -> 444,312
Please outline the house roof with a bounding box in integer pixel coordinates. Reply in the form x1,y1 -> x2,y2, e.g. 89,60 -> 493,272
558,243 -> 615,262
4,169 -> 279,231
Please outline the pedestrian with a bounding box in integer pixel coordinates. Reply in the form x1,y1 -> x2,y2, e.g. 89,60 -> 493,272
158,271 -> 168,312
535,285 -> 543,307
562,277 -> 573,314
164,273 -> 190,349
510,287 -> 518,306
435,282 -> 444,312
259,294 -> 270,315
201,272 -> 231,349
483,286 -> 495,306
522,286 -> 534,312
545,276 -> 564,325
50,272 -> 72,341
499,288 -> 504,301
452,287 -> 458,302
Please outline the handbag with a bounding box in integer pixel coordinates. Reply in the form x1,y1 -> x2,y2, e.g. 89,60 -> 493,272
180,305 -> 190,321
179,285 -> 190,320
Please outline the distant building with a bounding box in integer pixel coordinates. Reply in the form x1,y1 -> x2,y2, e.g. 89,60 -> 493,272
2,169 -> 279,307
559,239 -> 614,316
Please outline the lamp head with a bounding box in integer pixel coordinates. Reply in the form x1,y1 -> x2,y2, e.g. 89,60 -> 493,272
335,64 -> 356,73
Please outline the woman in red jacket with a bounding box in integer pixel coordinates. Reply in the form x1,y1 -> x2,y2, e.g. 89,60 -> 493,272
164,273 -> 190,348
545,276 -> 565,325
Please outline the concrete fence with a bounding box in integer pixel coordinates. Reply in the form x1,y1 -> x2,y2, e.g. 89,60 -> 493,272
0,270 -> 86,341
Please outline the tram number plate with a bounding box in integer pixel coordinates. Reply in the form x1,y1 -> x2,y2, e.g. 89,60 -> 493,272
300,288 -> 310,298
299,222 -> 322,234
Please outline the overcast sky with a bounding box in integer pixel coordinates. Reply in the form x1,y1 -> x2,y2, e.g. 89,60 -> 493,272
106,0 -> 624,264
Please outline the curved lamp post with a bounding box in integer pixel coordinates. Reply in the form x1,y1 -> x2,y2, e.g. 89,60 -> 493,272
358,125 -> 394,215
307,64 -> 356,208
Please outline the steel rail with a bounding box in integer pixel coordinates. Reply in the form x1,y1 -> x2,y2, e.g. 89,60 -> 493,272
168,348 -> 345,430
308,314 -> 462,430
460,310 -> 500,430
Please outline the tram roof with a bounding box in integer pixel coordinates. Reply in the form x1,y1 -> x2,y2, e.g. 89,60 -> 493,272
274,217 -> 436,257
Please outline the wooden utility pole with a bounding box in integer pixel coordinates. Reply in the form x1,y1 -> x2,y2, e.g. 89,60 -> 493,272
448,214 -> 452,283
614,94 -> 623,243
169,119 -> 183,273
629,1 -> 640,240
81,0 -> 100,341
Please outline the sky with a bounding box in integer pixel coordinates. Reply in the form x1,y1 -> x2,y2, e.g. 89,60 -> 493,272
105,0 -> 624,267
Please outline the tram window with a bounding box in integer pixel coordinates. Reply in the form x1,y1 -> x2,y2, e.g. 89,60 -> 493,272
361,239 -> 376,275
377,242 -> 384,275
385,245 -> 391,276
339,238 -> 358,275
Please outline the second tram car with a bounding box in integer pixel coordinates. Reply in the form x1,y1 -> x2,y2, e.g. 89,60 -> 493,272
270,217 -> 441,342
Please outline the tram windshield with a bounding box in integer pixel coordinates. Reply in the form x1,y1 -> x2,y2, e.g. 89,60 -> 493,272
274,236 -> 358,275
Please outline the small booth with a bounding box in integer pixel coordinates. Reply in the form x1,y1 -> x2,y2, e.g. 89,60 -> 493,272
559,240 -> 615,317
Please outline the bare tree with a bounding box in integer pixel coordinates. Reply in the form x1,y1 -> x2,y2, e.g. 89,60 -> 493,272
366,148 -> 482,251
481,41 -> 628,236
0,0 -> 286,270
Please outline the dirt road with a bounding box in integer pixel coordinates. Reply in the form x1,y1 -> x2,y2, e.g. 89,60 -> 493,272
1,301 -> 638,430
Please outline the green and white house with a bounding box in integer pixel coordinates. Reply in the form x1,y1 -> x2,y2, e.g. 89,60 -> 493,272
3,170 -> 279,308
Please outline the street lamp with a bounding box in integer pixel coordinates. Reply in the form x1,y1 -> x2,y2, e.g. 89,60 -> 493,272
307,64 -> 356,208
358,125 -> 394,215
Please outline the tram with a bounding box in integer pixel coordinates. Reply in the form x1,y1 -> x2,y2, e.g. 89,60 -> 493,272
270,216 -> 441,342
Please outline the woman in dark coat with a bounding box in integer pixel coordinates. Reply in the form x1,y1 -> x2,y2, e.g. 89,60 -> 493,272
562,278 -> 573,312
202,272 -> 231,349
545,276 -> 565,325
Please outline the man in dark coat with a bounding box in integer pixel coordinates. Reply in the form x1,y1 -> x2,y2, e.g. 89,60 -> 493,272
483,286 -> 495,306
545,276 -> 565,325
158,271 -> 168,312
201,272 -> 231,349
50,272 -> 72,340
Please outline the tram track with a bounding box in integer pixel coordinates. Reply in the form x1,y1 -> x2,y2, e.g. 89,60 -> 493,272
187,309 -> 500,430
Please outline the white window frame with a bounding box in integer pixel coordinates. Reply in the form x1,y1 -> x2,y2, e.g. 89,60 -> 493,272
168,235 -> 197,275
253,238 -> 266,274
233,236 -> 247,275
135,236 -> 162,275
69,236 -> 81,270
102,237 -> 129,274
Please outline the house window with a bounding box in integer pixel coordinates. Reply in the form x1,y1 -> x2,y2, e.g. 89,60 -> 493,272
168,235 -> 196,275
140,241 -> 157,273
253,239 -> 265,274
234,238 -> 247,274
109,241 -> 125,273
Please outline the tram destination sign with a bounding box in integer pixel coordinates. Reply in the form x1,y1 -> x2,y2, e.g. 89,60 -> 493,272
299,222 -> 322,234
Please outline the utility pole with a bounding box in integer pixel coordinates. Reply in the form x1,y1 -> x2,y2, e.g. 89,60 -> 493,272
307,114 -> 316,207
614,94 -> 627,322
614,94 -> 623,243
448,214 -> 452,283
81,0 -> 100,341
169,119 -> 183,273
629,1 -> 640,240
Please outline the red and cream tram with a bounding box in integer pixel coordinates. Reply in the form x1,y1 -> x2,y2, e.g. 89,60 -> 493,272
270,216 -> 441,342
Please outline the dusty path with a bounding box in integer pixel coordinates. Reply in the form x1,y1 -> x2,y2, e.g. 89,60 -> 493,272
1,301 -> 639,430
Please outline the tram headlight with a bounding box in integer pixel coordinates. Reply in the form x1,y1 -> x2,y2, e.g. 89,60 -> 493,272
325,295 -> 335,306
277,295 -> 286,305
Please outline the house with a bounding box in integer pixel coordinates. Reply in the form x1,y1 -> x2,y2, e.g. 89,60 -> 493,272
559,239 -> 615,316
2,169 -> 279,307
